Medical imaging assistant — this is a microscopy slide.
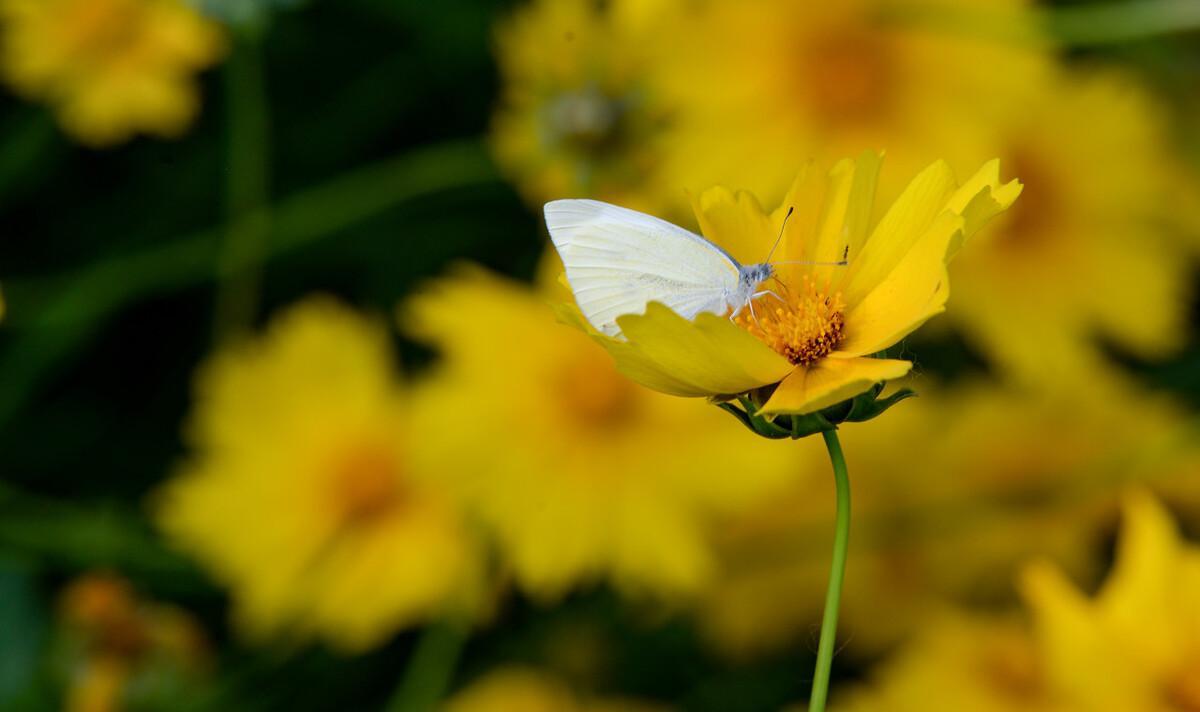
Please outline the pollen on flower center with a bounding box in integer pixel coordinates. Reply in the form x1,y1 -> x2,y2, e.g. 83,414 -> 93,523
734,276 -> 846,366
329,445 -> 407,525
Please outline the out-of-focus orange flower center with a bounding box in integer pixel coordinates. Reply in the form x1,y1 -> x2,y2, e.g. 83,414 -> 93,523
61,574 -> 147,657
994,147 -> 1061,250
977,636 -> 1046,703
330,446 -> 407,525
558,351 -> 639,429
60,0 -> 142,61
1164,659 -> 1200,712
736,276 -> 845,366
798,26 -> 894,126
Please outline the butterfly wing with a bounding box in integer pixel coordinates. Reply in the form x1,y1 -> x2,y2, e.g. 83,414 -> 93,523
544,199 -> 741,338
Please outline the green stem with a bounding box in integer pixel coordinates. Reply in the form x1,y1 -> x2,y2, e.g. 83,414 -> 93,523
384,621 -> 469,712
214,33 -> 271,339
808,428 -> 850,712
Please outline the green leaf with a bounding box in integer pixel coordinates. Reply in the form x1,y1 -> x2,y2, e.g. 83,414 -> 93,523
844,388 -> 917,423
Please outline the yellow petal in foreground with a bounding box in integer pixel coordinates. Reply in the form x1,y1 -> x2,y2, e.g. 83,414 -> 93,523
760,357 -> 911,416
610,303 -> 793,397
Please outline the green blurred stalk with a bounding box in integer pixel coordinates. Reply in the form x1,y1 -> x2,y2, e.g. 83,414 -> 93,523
384,621 -> 469,712
0,110 -> 59,212
0,481 -> 198,589
890,0 -> 1200,46
1046,0 -> 1200,45
0,139 -> 496,428
213,33 -> 272,340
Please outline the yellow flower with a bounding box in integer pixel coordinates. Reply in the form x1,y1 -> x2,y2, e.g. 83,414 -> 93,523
155,298 -> 480,651
57,573 -> 210,712
568,153 -> 1020,416
831,492 -> 1200,712
947,69 -> 1198,387
650,0 -> 1049,202
0,0 -> 225,146
444,667 -> 667,712
831,616 -> 1051,712
697,377 -> 1198,657
402,267 -> 798,600
490,0 -> 688,216
1022,492 -> 1200,712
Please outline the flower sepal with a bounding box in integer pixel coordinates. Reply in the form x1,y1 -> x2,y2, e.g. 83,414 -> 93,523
714,381 -> 916,440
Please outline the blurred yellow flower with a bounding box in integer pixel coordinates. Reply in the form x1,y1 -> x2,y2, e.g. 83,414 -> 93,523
57,573 -> 210,712
567,154 -> 1019,416
697,378 -> 1197,657
403,266 -> 798,600
831,492 -> 1200,712
156,298 -> 480,652
490,0 -> 686,215
444,667 -> 667,712
0,0 -> 225,146
651,0 -> 1048,202
947,70 -> 1198,386
832,616 -> 1050,712
1022,491 -> 1200,712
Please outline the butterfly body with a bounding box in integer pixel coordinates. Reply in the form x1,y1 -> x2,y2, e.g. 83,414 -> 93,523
545,199 -> 773,338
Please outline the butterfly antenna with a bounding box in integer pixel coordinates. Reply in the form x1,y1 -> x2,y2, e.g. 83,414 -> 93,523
774,244 -> 849,268
765,206 -> 793,263
773,259 -> 849,266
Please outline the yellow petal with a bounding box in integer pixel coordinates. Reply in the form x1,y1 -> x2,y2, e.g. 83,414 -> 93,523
943,159 -> 1023,258
838,160 -> 958,306
1095,491 -> 1183,664
772,161 -> 824,268
1020,560 -> 1143,709
835,213 -> 962,357
556,301 -> 793,398
691,185 -> 773,265
814,150 -> 882,266
553,302 -> 709,396
759,357 -> 911,416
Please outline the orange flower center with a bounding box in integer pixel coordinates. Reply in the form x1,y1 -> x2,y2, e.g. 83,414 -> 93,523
1164,659 -> 1200,712
798,25 -> 895,127
735,276 -> 846,366
329,445 -> 407,526
977,635 -> 1047,703
994,146 -> 1062,250
60,0 -> 143,61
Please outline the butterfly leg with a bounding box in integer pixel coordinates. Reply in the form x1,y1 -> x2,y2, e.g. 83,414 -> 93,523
753,290 -> 785,306
747,298 -> 762,326
728,301 -> 760,326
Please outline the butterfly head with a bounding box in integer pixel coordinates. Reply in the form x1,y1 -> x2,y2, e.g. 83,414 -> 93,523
739,260 -> 777,285
739,263 -> 774,292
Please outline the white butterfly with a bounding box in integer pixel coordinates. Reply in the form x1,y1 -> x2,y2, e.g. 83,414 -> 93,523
544,199 -> 781,339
